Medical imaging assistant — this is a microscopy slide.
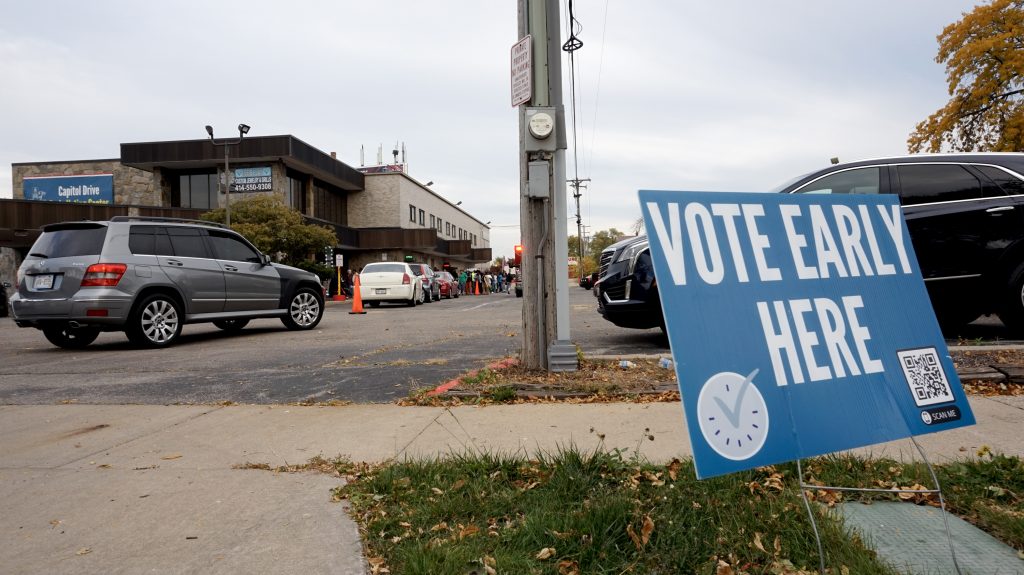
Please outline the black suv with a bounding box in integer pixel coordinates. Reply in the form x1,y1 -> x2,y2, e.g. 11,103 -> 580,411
595,153 -> 1024,335
594,235 -> 663,332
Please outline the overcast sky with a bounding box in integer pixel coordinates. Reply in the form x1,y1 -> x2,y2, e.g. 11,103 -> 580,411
0,1 -> 978,258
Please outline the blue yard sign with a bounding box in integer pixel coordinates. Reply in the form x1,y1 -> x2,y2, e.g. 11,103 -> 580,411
23,174 -> 114,204
640,190 -> 975,479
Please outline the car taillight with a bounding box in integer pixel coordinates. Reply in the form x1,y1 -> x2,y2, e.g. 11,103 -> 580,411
402,273 -> 411,285
81,263 -> 127,287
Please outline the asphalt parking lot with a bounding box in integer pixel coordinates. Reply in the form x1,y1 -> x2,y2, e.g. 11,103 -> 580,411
0,286 -> 669,405
1,284 -> 1016,406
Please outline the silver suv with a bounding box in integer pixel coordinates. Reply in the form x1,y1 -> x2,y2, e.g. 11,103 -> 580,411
10,217 -> 325,348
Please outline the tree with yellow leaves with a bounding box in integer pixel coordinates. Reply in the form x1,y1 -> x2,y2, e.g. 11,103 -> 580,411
908,0 -> 1024,152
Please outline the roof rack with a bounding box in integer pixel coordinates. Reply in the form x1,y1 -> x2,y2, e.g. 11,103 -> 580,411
109,216 -> 229,229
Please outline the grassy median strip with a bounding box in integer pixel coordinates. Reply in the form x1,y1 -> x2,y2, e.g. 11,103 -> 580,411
336,449 -> 1023,574
339,448 -> 902,575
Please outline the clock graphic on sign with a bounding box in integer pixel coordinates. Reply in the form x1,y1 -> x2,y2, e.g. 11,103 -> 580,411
696,369 -> 770,461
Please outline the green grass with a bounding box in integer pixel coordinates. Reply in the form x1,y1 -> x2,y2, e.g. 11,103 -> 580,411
339,448 -> 910,574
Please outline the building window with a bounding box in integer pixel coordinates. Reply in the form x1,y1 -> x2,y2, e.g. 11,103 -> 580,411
286,175 -> 305,212
418,209 -> 425,226
175,173 -> 218,209
472,233 -> 476,246
430,214 -> 435,229
410,205 -> 416,222
313,180 -> 346,224
446,222 -> 451,236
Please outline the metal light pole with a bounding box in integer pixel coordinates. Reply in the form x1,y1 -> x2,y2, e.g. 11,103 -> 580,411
205,124 -> 250,226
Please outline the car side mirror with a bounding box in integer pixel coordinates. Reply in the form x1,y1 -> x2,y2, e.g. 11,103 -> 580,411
259,253 -> 271,266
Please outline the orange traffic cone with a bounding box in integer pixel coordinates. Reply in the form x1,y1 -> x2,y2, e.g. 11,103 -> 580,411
349,273 -> 366,315
475,279 -> 480,295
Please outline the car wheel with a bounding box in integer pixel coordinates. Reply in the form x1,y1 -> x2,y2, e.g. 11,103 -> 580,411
127,294 -> 183,348
415,285 -> 425,305
213,319 -> 250,332
43,325 -> 100,349
424,287 -> 433,303
281,287 -> 323,330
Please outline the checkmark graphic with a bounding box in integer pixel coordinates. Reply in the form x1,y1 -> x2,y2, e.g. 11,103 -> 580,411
713,369 -> 760,428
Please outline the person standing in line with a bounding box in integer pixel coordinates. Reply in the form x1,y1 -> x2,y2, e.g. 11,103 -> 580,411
458,270 -> 467,295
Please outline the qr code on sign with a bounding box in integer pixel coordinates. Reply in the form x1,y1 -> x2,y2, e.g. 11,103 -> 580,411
897,347 -> 954,407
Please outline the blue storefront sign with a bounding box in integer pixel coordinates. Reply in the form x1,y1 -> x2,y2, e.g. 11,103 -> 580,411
230,166 -> 272,192
640,190 -> 975,479
23,174 -> 114,205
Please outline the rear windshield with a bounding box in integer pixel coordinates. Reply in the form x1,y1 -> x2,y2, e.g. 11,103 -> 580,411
30,224 -> 107,258
362,263 -> 406,274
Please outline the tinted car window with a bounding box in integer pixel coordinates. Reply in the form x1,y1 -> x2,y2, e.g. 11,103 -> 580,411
897,164 -> 985,205
974,165 -> 1024,195
128,225 -> 174,256
31,224 -> 107,258
166,227 -> 209,258
362,263 -> 406,274
795,167 -> 880,195
207,230 -> 261,262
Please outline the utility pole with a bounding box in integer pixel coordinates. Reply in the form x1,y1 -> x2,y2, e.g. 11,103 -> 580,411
517,0 -> 574,371
569,177 -> 590,266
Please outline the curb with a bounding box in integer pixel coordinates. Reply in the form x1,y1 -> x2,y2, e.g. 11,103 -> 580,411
427,357 -> 519,396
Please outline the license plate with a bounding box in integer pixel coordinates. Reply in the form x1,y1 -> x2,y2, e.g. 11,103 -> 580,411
375,288 -> 387,295
34,274 -> 54,290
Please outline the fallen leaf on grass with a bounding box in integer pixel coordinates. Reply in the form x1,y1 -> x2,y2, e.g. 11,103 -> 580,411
535,547 -> 556,560
627,515 -> 654,550
668,458 -> 682,481
458,525 -> 480,539
753,532 -> 766,553
558,559 -> 580,575
715,560 -> 734,575
367,556 -> 390,574
430,522 -> 449,532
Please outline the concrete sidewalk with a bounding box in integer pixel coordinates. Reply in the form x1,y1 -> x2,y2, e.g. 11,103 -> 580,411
1,396 -> 1022,574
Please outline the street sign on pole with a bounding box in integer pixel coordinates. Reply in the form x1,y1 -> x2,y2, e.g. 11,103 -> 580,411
511,35 -> 532,107
641,190 -> 975,479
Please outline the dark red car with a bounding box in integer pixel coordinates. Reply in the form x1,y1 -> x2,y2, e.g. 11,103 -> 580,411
435,270 -> 459,299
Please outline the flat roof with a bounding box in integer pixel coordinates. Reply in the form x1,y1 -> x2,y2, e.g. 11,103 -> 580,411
120,135 -> 364,191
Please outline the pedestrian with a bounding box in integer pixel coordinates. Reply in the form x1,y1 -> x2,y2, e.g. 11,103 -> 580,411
483,272 -> 492,294
458,270 -> 467,295
496,273 -> 505,293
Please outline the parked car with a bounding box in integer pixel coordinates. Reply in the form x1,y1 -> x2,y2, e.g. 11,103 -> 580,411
0,280 -> 10,318
407,263 -> 441,302
594,153 -> 1024,335
779,153 -> 1024,332
358,262 -> 424,307
594,235 -> 662,332
579,271 -> 598,289
435,270 -> 459,299
10,217 -> 325,349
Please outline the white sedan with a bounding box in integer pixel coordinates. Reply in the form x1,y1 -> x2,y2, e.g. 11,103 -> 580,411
358,262 -> 424,307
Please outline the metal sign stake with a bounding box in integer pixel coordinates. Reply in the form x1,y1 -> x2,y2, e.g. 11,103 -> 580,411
795,437 -> 962,575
